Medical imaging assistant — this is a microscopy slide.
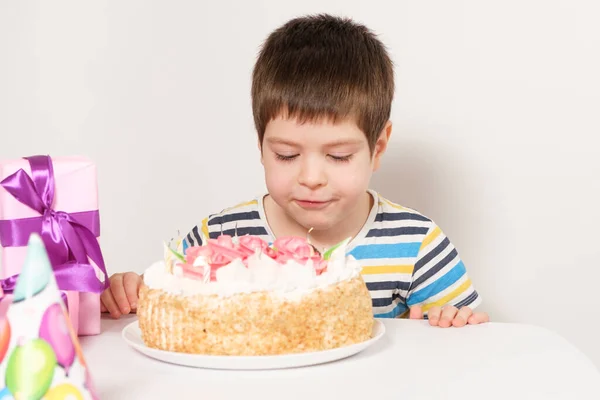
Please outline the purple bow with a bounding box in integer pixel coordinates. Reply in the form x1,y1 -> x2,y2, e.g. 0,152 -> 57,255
0,155 -> 109,294
0,275 -> 18,294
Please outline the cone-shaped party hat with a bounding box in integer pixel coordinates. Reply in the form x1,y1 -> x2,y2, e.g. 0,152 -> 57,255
0,233 -> 98,399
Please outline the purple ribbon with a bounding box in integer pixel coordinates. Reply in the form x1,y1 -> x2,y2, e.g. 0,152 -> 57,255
1,274 -> 69,310
0,155 -> 109,294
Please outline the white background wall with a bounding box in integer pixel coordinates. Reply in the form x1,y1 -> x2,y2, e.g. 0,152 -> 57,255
1,1 -> 599,367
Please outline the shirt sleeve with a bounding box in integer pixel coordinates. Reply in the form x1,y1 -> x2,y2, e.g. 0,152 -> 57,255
181,217 -> 209,254
406,223 -> 482,314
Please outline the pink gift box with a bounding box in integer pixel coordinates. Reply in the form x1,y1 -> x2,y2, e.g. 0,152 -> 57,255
0,155 -> 105,336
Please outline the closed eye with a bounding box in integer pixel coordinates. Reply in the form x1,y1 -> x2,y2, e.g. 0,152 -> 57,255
329,154 -> 353,162
275,153 -> 299,162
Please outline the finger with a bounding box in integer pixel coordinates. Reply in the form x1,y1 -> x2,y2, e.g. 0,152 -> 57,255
428,306 -> 442,326
468,312 -> 490,325
100,302 -> 107,313
110,274 -> 131,315
100,289 -> 122,319
439,306 -> 458,328
452,307 -> 473,327
409,305 -> 423,320
123,273 -> 141,310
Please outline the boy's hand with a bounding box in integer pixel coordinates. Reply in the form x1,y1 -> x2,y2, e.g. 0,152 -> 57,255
100,272 -> 143,319
409,305 -> 489,328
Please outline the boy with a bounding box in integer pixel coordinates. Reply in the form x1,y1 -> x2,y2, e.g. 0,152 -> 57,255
102,14 -> 489,328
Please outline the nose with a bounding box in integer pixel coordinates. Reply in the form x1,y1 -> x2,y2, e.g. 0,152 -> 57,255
297,157 -> 327,189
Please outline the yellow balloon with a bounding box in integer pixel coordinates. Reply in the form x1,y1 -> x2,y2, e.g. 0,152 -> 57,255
44,383 -> 84,400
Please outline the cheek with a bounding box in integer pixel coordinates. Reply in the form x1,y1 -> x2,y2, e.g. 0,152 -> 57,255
263,159 -> 295,194
330,160 -> 372,194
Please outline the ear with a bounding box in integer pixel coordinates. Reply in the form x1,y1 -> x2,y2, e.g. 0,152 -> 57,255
372,121 -> 392,171
258,137 -> 264,165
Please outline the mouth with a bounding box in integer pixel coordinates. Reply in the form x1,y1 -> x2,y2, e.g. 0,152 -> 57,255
294,199 -> 332,210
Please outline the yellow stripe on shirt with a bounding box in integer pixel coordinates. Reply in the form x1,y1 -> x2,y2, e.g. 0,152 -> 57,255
201,217 -> 210,240
225,199 -> 258,212
382,198 -> 408,211
420,226 -> 442,251
361,265 -> 414,275
421,278 -> 472,312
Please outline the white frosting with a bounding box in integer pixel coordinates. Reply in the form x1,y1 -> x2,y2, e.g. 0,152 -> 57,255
143,244 -> 362,298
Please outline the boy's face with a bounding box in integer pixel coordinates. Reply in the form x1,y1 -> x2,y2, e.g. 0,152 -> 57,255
260,115 -> 390,234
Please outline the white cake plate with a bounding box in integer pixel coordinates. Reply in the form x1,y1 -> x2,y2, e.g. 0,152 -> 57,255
122,319 -> 385,370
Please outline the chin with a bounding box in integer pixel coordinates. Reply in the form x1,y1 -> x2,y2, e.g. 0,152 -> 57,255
293,216 -> 336,232
282,204 -> 340,232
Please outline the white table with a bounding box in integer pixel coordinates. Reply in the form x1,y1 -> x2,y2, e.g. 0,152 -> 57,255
80,315 -> 600,400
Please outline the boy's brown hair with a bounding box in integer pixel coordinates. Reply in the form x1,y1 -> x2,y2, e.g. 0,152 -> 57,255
251,14 -> 395,153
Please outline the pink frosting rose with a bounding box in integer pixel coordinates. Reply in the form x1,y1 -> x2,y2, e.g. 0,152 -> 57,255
273,237 -> 315,259
184,236 -> 246,280
182,235 -> 330,281
272,237 -> 328,275
237,235 -> 270,256
179,262 -> 207,280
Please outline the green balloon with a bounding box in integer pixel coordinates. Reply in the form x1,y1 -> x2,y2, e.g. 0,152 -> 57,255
5,339 -> 56,400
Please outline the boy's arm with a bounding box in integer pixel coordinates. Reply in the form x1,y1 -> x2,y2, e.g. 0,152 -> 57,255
406,223 -> 482,316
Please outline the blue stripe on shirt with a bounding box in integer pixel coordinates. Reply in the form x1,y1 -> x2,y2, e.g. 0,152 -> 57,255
407,261 -> 466,305
350,242 -> 421,260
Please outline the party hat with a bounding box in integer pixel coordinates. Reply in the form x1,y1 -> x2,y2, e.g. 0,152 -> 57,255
10,234 -> 53,303
0,234 -> 98,400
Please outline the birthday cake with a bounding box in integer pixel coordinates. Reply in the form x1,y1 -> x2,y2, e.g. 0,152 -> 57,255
136,235 -> 374,356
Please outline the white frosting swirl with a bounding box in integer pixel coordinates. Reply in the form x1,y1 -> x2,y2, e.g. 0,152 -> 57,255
143,244 -> 362,299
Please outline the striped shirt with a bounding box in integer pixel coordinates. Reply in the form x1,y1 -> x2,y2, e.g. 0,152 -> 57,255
182,190 -> 481,318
